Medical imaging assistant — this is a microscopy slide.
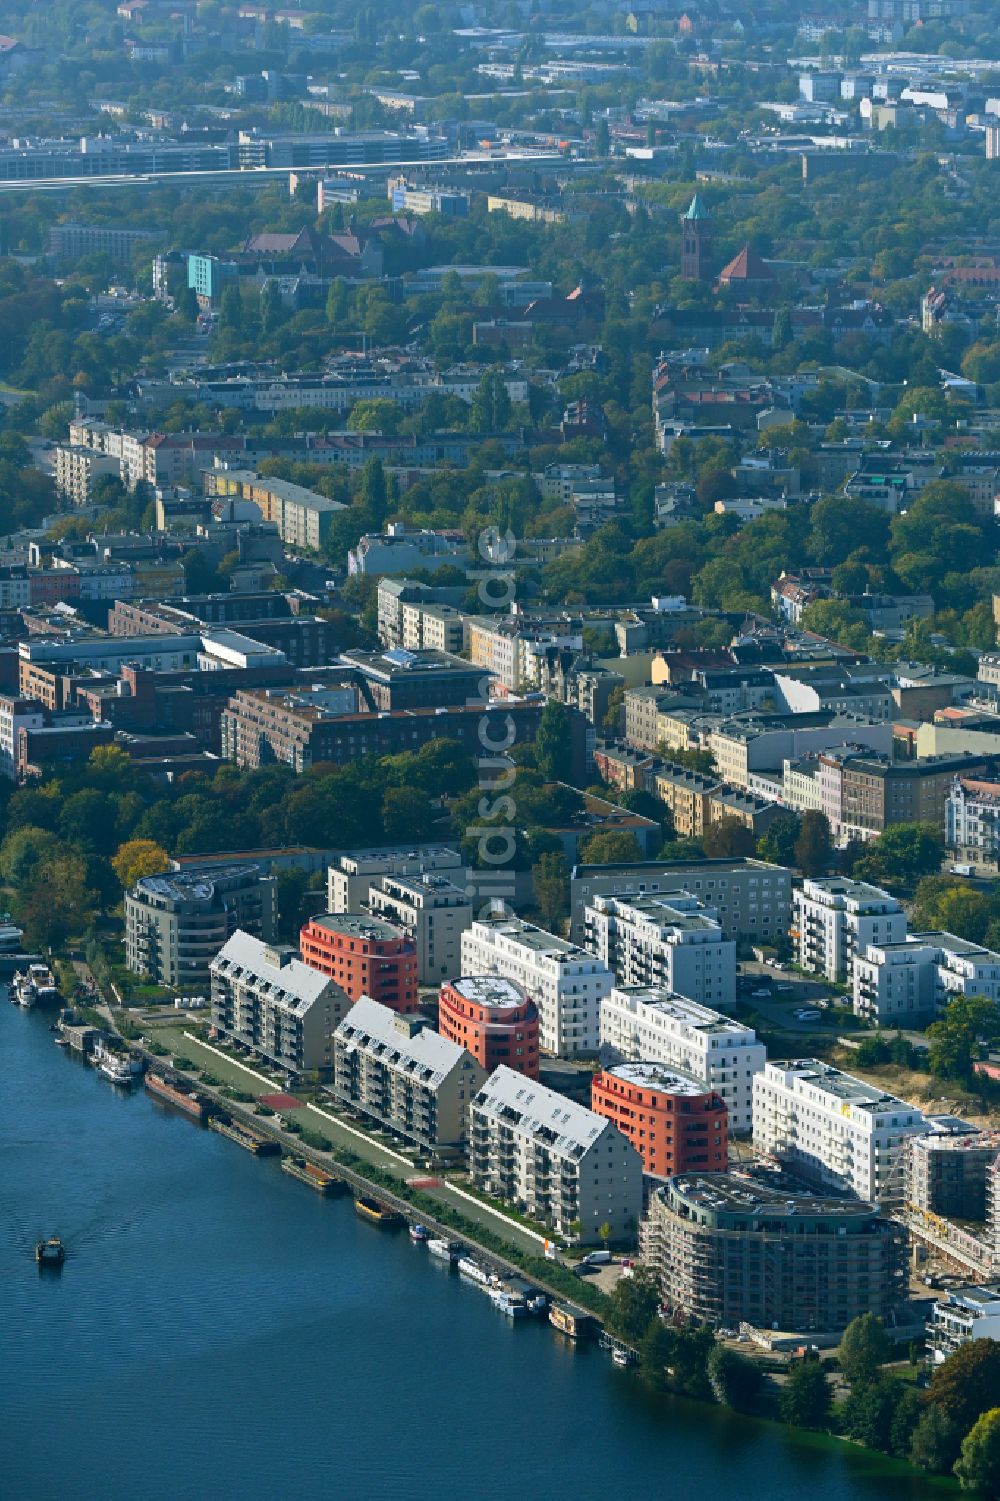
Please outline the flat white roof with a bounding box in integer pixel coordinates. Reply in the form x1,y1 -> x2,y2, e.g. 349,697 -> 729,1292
451,975 -> 528,1009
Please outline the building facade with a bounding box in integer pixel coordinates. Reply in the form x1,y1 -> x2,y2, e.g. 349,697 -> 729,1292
642,1173 -> 906,1333
469,1064 -> 644,1243
584,891 -> 736,1010
331,996 -> 487,1153
366,871 -> 472,984
569,858 -> 792,948
792,877 -> 906,985
209,931 -> 348,1075
125,864 -> 277,989
752,1058 -> 926,1205
460,916 -> 614,1059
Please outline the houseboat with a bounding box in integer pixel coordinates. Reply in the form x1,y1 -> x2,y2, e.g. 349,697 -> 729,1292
92,1038 -> 144,1086
457,1255 -> 496,1288
491,1288 -> 528,1319
27,963 -> 59,1003
12,972 -> 35,1008
549,1304 -> 597,1341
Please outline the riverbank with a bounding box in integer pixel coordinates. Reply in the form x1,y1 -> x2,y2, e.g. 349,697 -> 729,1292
50,992 -> 961,1492
79,1004 -> 608,1318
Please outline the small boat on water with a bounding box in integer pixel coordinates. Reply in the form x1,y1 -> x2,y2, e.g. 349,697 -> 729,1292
27,963 -> 59,1003
354,1195 -> 403,1228
409,1223 -> 429,1243
35,1237 -> 65,1267
427,1238 -> 462,1264
611,1346 -> 635,1368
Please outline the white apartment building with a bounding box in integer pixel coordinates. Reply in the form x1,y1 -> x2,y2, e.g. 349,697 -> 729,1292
854,930 -> 1000,1024
793,876 -> 906,985
53,444 -> 122,506
366,871 -> 472,985
460,916 -> 613,1058
928,1285 -> 1000,1363
210,930 -> 349,1075
467,615 -> 583,694
0,695 -> 43,780
584,891 -> 736,1011
327,845 -> 464,913
331,995 -> 487,1153
599,984 -> 764,1131
947,775 -> 1000,868
752,1058 -> 926,1204
469,1064 -> 644,1243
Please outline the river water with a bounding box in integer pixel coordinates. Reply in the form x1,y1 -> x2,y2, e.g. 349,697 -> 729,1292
0,1002 -> 943,1500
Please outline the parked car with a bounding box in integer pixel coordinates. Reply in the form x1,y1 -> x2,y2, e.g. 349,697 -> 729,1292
751,988 -> 771,998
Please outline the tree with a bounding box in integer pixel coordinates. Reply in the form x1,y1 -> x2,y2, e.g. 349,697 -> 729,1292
534,701 -> 572,782
471,368 -> 512,434
604,1267 -> 661,1345
890,1386 -> 925,1459
359,456 -> 388,529
756,812 -> 801,867
852,822 -> 944,890
778,1357 -> 832,1429
347,399 -> 402,435
577,830 -> 643,865
955,1407 -> 1000,1494
702,816 -> 756,858
639,1317 -> 675,1390
111,838 -> 170,890
926,995 -> 1000,1080
910,1404 -> 963,1475
838,1312 -> 893,1389
381,785 -> 434,843
794,811 -> 833,877
219,284 -> 243,333
0,825 -> 59,887
706,1344 -> 765,1412
841,1377 -> 905,1453
928,1340 -> 1000,1441
533,850 -> 570,931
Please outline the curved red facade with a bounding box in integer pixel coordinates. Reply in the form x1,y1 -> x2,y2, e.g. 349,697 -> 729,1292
591,1064 -> 728,1179
439,976 -> 539,1079
300,913 -> 418,1014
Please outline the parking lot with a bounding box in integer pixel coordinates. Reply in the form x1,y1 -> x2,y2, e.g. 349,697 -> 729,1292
733,962 -> 848,1034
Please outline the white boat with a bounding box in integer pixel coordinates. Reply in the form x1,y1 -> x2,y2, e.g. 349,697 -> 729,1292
27,963 -> 59,1002
427,1238 -> 461,1264
612,1347 -> 635,1367
13,972 -> 35,1009
409,1223 -> 429,1244
491,1289 -> 528,1319
527,1294 -> 548,1316
93,1039 -> 144,1086
457,1255 -> 492,1286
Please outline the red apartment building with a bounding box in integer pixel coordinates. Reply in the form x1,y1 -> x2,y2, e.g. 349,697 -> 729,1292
438,975 -> 539,1079
591,1062 -> 728,1179
300,913 -> 418,1014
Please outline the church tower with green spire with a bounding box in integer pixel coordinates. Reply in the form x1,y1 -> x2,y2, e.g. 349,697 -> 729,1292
680,193 -> 712,281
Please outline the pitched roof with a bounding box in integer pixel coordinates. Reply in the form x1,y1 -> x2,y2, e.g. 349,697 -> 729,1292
718,243 -> 773,283
683,193 -> 710,221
